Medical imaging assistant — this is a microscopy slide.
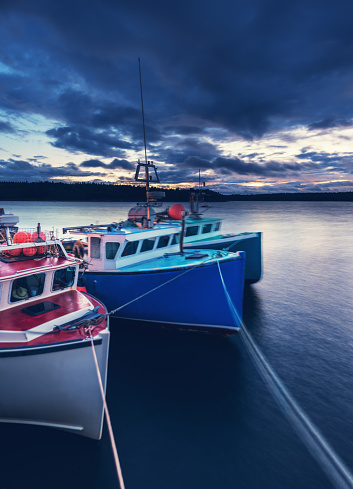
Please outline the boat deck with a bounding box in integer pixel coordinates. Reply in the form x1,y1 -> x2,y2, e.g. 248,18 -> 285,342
117,249 -> 240,273
0,290 -> 107,347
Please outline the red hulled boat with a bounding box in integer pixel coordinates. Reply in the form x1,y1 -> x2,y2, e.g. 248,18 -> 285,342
0,210 -> 110,440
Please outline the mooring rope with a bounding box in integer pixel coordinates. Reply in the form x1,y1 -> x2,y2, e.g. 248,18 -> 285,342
106,253 -> 223,317
86,327 -> 126,489
217,261 -> 353,489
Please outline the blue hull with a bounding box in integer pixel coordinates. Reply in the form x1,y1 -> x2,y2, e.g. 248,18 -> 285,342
186,232 -> 262,283
82,255 -> 245,334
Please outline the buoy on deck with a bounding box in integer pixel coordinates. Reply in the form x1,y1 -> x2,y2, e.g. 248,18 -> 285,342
13,231 -> 30,243
167,203 -> 186,220
10,231 -> 30,256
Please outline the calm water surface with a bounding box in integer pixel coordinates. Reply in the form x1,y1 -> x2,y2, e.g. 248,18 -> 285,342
1,200 -> 353,489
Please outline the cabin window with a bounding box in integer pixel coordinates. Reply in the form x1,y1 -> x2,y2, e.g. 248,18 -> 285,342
10,273 -> 46,303
52,266 -> 76,291
106,242 -> 120,260
90,237 -> 101,259
141,237 -> 156,252
171,233 -> 180,245
157,235 -> 171,248
122,240 -> 139,257
214,222 -> 221,232
185,226 -> 199,237
202,224 -> 212,234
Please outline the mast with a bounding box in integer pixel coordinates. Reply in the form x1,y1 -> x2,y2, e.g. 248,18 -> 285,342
138,57 -> 150,214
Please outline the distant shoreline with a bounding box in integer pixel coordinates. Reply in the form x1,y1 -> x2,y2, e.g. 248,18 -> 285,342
1,181 -> 353,202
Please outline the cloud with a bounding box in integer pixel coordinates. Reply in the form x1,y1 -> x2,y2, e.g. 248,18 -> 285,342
0,120 -> 15,133
308,118 -> 353,130
46,126 -> 133,157
80,158 -> 134,170
0,158 -> 104,181
1,0 -> 353,191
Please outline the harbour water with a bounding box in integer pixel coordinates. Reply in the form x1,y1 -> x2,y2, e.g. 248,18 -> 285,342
1,200 -> 353,489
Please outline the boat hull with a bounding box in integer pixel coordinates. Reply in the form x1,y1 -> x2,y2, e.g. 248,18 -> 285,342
0,329 -> 110,440
185,232 -> 262,283
83,254 -> 245,334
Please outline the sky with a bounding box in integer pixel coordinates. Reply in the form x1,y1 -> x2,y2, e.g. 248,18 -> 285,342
1,0 -> 353,194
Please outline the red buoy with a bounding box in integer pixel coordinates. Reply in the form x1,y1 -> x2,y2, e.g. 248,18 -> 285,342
167,203 -> 187,220
8,247 -> 21,257
23,246 -> 37,257
13,231 -> 30,243
31,231 -> 47,241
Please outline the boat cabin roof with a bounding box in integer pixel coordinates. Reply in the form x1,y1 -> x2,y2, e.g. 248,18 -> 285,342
0,255 -> 76,281
63,221 -> 181,237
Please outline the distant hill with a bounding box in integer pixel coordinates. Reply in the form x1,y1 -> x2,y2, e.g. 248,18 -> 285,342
0,181 -> 353,202
227,192 -> 353,201
0,181 -> 227,202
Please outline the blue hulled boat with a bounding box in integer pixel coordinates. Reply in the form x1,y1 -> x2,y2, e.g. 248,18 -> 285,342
63,204 -> 245,334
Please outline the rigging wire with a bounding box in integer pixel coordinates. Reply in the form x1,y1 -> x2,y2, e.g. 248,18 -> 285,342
216,261 -> 353,489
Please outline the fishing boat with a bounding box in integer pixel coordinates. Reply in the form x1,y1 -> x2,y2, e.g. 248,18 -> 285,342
61,61 -> 249,334
0,209 -> 110,440
62,160 -> 262,285
63,161 -> 245,334
63,215 -> 245,334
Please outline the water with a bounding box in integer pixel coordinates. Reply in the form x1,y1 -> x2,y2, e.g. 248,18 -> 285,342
1,200 -> 353,489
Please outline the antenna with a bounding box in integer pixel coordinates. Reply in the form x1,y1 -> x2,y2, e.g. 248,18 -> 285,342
138,57 -> 152,223
138,57 -> 148,168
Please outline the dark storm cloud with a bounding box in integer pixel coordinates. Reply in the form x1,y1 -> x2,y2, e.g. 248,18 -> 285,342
1,1 -> 352,134
1,0 -> 353,185
0,120 -> 14,133
296,150 -> 353,172
80,158 -> 134,171
0,158 -> 104,181
207,156 -> 317,177
46,126 -> 133,157
308,118 -> 353,130
157,155 -> 321,185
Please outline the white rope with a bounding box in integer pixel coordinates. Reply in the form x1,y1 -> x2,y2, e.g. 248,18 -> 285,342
87,329 -> 126,489
217,261 -> 353,489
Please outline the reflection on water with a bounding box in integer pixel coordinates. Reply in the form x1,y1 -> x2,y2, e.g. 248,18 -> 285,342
1,200 -> 353,488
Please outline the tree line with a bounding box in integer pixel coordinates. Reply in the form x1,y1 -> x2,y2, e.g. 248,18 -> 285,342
0,181 -> 353,202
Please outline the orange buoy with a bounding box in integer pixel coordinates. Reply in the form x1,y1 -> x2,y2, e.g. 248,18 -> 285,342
1,241 -> 21,256
23,245 -> 37,257
8,247 -> 21,257
167,203 -> 187,220
13,231 -> 30,243
31,231 -> 47,241
11,231 -> 30,256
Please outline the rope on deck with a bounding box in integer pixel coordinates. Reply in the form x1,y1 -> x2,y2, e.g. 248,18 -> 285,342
87,327 -> 126,489
217,260 -> 353,489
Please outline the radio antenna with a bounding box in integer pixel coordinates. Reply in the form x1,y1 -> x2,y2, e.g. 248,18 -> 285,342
138,57 -> 148,167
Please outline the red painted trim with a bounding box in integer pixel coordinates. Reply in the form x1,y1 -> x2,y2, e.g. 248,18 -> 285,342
0,256 -> 74,279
